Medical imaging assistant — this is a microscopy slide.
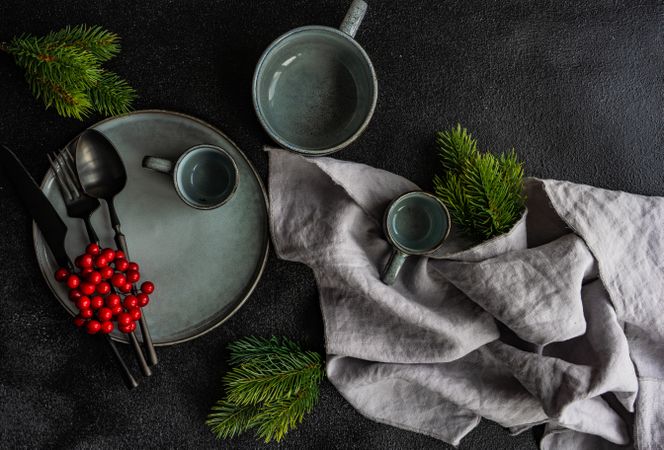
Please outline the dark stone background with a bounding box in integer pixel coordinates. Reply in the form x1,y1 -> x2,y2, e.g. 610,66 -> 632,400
1,0 -> 661,448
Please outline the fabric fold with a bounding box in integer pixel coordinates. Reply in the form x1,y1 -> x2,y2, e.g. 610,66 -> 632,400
266,148 -> 658,449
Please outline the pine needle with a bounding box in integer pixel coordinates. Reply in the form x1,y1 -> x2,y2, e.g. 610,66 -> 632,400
433,125 -> 525,240
206,336 -> 325,444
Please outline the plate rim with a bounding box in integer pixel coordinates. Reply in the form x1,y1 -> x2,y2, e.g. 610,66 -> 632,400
32,109 -> 270,346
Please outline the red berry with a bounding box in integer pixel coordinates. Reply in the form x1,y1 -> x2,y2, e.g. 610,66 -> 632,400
111,305 -> 123,316
86,243 -> 100,255
123,295 -> 138,309
68,289 -> 82,301
100,321 -> 114,334
105,293 -> 121,308
76,254 -> 93,269
80,268 -> 93,277
125,270 -> 140,283
97,307 -> 113,322
75,296 -> 91,310
128,307 -> 142,321
73,315 -> 86,328
66,275 -> 80,289
136,293 -> 149,307
115,250 -> 125,260
111,273 -> 126,288
90,295 -> 104,309
141,281 -> 155,294
94,255 -> 108,268
55,268 -> 69,281
119,321 -> 136,334
117,313 -> 133,326
80,282 -> 96,296
80,308 -> 94,319
120,283 -> 132,293
102,248 -> 116,262
86,320 -> 101,334
127,262 -> 139,272
100,266 -> 114,280
96,282 -> 111,295
86,271 -> 102,285
115,258 -> 129,272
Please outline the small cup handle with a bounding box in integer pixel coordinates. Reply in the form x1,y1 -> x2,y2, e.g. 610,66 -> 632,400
381,249 -> 408,285
340,0 -> 368,38
142,156 -> 174,174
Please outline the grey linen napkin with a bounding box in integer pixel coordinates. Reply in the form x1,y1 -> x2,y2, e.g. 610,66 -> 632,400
267,147 -> 663,449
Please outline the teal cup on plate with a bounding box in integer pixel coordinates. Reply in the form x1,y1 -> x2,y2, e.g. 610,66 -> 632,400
381,191 -> 451,285
142,144 -> 239,210
252,0 -> 378,156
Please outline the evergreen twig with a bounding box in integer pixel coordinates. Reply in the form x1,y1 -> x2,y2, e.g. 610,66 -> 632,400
206,336 -> 325,444
3,25 -> 135,119
433,124 -> 525,240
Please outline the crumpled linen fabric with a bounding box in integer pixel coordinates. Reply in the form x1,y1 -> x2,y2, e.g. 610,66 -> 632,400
267,147 -> 663,449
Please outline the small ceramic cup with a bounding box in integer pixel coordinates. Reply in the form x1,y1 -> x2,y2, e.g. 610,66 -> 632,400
252,0 -> 377,156
142,144 -> 239,210
381,191 -> 451,285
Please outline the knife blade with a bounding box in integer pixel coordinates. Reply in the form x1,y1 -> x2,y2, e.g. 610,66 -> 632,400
0,145 -> 70,269
0,144 -> 139,389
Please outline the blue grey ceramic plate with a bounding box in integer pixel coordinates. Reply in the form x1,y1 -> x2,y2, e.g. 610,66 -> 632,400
33,110 -> 269,345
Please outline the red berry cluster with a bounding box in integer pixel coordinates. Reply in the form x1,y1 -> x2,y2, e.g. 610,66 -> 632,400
53,243 -> 155,335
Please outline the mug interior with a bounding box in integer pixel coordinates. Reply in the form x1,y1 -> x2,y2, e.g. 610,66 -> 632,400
254,27 -> 376,153
175,146 -> 237,209
386,193 -> 450,254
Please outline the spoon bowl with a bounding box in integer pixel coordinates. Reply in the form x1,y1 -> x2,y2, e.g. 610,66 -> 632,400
76,129 -> 127,200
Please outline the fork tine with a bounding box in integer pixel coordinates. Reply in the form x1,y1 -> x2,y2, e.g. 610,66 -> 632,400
47,153 -> 73,202
61,149 -> 83,192
55,151 -> 80,198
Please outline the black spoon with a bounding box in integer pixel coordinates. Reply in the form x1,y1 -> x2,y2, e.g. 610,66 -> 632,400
76,129 -> 158,368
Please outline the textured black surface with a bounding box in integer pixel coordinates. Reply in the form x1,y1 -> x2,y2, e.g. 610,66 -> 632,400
1,0 -> 661,448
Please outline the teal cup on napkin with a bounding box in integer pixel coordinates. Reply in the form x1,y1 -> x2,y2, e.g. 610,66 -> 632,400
381,191 -> 451,285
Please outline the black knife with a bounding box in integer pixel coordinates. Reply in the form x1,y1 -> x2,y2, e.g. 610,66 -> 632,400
0,144 -> 139,390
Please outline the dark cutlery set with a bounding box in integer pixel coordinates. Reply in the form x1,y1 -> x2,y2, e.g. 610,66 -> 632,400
1,129 -> 158,389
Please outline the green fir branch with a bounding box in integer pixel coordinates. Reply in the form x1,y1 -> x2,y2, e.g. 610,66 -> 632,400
207,336 -> 325,444
433,125 -> 525,241
3,25 -> 135,120
228,335 -> 313,365
88,70 -> 136,116
206,402 -> 261,439
251,383 -> 320,443
224,346 -> 323,406
51,24 -> 121,61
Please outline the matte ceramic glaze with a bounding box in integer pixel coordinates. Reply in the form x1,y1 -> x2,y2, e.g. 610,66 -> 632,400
387,194 -> 450,253
253,5 -> 377,156
381,192 -> 451,285
143,145 -> 239,210
33,111 -> 269,345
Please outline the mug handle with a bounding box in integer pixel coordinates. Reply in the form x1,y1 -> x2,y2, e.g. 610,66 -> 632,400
142,156 -> 174,174
381,249 -> 408,285
340,0 -> 368,38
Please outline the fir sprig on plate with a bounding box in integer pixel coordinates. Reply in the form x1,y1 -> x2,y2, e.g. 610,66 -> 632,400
206,336 -> 324,443
1,25 -> 135,120
433,124 -> 525,240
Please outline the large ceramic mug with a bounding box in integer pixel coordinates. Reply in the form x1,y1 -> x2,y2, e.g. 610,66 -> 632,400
252,0 -> 377,156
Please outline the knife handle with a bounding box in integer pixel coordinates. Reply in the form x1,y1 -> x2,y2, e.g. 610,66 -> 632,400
101,334 -> 138,390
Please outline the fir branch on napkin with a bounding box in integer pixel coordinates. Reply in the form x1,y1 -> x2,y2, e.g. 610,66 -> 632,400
433,124 -> 525,240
